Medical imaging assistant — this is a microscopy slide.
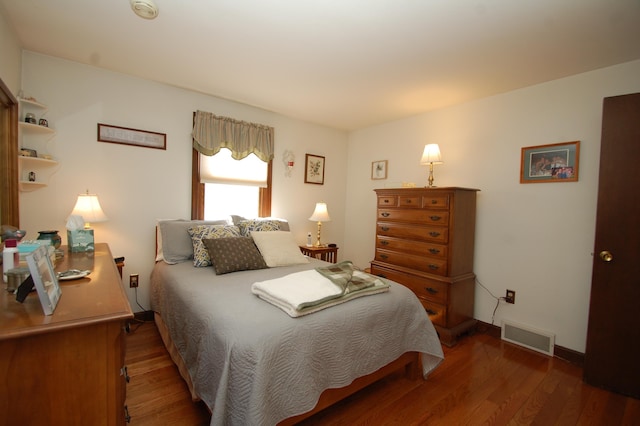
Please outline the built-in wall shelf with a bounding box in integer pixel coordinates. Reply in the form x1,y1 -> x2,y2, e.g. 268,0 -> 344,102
18,97 -> 58,191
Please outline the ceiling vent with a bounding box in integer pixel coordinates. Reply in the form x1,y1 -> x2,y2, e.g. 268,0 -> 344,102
130,0 -> 159,20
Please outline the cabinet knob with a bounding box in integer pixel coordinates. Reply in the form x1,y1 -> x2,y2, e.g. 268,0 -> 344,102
381,226 -> 389,231
380,240 -> 389,246
426,308 -> 437,316
425,287 -> 438,294
430,199 -> 438,204
380,254 -> 389,259
381,212 -> 390,217
429,231 -> 440,237
428,264 -> 439,270
430,215 -> 441,221
428,248 -> 440,254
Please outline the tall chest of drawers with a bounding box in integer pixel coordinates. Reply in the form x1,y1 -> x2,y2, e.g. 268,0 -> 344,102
370,187 -> 479,346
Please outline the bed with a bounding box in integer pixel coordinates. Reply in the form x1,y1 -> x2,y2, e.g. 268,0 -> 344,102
150,219 -> 444,425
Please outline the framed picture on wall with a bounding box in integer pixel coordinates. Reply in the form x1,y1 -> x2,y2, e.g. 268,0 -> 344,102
304,154 -> 325,185
520,141 -> 580,183
371,160 -> 388,180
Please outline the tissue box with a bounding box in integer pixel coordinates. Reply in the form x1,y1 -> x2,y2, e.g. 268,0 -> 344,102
67,229 -> 94,252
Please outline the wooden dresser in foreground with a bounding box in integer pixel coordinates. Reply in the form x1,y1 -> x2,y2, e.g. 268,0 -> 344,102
370,187 -> 479,346
0,243 -> 133,425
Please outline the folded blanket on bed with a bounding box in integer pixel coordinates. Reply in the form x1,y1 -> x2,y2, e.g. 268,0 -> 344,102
251,261 -> 389,317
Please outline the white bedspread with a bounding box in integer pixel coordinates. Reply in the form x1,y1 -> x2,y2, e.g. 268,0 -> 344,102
150,259 -> 444,426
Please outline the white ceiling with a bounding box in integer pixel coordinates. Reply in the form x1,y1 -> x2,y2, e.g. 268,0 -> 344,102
2,0 -> 639,130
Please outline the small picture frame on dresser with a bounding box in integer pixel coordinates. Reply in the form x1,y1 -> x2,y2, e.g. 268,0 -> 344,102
25,245 -> 61,315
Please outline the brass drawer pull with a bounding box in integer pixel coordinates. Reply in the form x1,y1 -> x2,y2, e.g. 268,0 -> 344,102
428,264 -> 439,270
430,215 -> 442,221
381,226 -> 389,231
384,199 -> 390,203
425,287 -> 438,294
380,254 -> 389,259
430,199 -> 438,204
381,212 -> 390,217
121,366 -> 130,383
380,240 -> 389,245
429,231 -> 440,237
426,308 -> 437,316
429,248 -> 440,254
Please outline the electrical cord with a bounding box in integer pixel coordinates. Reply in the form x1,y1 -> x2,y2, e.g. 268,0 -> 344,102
476,277 -> 506,325
127,287 -> 151,333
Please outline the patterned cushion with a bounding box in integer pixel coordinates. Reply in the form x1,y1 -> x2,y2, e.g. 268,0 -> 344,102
188,225 -> 241,267
203,237 -> 267,275
237,219 -> 281,237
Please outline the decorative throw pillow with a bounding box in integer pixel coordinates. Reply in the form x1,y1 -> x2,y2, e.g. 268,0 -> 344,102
203,237 -> 268,275
231,215 -> 290,232
188,225 -> 241,267
250,231 -> 309,267
157,219 -> 229,264
237,219 -> 281,237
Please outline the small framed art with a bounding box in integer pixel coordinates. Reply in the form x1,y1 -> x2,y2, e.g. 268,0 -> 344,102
305,154 -> 325,185
371,160 -> 388,180
98,123 -> 166,150
520,141 -> 580,183
25,245 -> 61,315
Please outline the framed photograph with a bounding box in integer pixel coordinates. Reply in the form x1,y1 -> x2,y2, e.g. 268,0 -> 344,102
520,141 -> 580,183
25,245 -> 61,315
305,154 -> 325,185
98,123 -> 166,150
371,160 -> 388,180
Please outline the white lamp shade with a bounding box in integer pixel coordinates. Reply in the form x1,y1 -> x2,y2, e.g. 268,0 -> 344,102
420,144 -> 443,164
70,192 -> 108,225
309,202 -> 331,222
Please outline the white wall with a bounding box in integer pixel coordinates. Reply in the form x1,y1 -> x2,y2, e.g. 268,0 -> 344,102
344,59 -> 640,352
0,8 -> 21,94
19,52 -> 348,311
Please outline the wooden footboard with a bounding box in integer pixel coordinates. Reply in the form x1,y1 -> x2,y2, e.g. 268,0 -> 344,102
279,351 -> 422,425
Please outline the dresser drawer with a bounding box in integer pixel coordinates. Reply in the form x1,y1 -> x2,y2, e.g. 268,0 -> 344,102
376,236 -> 447,259
421,194 -> 450,209
377,196 -> 398,207
420,299 -> 447,327
378,209 -> 449,224
398,196 -> 422,208
370,265 -> 449,304
377,222 -> 448,244
375,249 -> 448,276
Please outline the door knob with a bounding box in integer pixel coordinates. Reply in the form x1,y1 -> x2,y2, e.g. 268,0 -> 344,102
599,251 -> 613,262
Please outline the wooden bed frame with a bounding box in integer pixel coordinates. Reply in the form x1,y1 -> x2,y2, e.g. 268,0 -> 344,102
154,312 -> 423,423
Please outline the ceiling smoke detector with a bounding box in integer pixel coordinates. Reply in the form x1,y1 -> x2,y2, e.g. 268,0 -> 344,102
130,0 -> 159,20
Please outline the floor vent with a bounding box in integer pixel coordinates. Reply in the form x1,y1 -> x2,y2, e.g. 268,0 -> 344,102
501,320 -> 555,356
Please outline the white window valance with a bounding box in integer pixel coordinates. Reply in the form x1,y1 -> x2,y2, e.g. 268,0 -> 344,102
192,110 -> 274,162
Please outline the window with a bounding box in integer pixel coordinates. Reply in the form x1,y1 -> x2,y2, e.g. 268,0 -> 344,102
191,149 -> 272,220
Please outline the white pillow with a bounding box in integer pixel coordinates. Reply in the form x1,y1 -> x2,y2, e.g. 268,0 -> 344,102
250,231 -> 309,267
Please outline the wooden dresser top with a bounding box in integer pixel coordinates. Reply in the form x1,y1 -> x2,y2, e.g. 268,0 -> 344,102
0,243 -> 133,340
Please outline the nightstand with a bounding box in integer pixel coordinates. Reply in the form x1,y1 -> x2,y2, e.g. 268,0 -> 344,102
299,245 -> 339,263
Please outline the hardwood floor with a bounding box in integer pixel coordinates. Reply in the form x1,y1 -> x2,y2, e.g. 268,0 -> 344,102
125,320 -> 640,425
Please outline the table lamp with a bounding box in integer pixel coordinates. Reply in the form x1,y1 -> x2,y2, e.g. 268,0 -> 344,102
68,190 -> 108,252
420,144 -> 443,187
308,202 -> 331,247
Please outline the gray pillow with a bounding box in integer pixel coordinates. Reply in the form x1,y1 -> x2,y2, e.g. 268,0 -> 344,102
203,237 -> 268,275
158,219 -> 229,264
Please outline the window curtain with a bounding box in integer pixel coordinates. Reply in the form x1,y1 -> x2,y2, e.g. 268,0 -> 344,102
192,110 -> 274,162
